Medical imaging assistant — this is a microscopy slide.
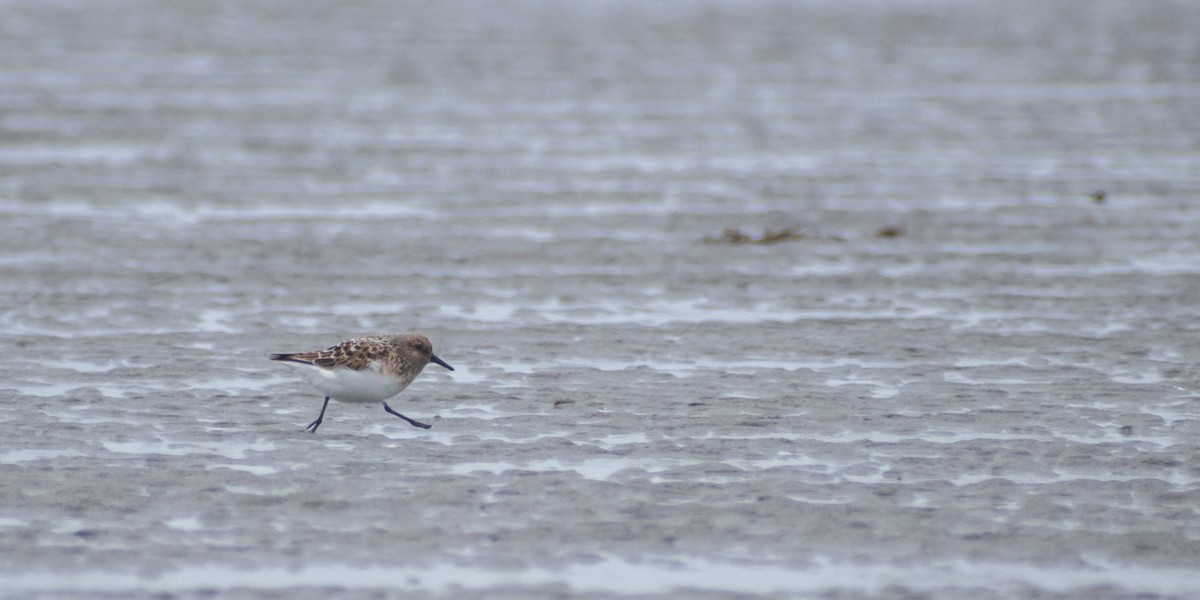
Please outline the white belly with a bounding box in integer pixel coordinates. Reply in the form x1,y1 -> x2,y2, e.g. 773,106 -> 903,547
284,362 -> 408,404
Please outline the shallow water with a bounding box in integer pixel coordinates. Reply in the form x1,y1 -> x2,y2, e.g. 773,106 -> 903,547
2,0 -> 1199,598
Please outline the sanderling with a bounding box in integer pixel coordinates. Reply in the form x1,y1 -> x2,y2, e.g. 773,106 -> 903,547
270,333 -> 454,433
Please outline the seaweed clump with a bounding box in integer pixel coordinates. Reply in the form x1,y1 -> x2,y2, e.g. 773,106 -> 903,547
704,228 -> 811,245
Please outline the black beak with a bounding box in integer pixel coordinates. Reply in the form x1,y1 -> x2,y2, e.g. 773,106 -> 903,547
431,353 -> 454,371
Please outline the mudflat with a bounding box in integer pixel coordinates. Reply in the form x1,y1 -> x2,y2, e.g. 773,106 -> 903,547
1,1 -> 1198,598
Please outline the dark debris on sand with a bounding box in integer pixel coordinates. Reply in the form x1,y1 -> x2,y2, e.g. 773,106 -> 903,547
705,226 -> 904,245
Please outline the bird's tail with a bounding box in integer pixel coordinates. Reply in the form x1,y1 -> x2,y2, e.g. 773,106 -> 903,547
271,352 -> 321,366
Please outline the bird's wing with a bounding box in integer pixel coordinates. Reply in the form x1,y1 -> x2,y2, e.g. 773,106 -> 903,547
270,336 -> 388,371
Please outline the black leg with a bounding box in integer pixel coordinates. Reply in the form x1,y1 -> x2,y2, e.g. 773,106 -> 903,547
306,396 -> 331,433
383,402 -> 432,429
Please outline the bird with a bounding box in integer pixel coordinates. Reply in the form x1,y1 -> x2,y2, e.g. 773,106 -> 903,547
270,333 -> 454,433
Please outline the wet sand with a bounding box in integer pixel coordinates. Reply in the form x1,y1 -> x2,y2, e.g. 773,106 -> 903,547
1,0 -> 1199,598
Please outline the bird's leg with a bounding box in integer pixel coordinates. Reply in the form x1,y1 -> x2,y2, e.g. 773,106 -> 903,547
306,396 -> 331,433
383,402 -> 432,429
